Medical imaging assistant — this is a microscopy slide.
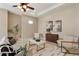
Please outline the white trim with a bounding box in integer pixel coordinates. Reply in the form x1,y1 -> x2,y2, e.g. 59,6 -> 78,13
37,3 -> 64,17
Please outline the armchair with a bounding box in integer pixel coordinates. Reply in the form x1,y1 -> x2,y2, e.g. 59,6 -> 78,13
33,33 -> 43,42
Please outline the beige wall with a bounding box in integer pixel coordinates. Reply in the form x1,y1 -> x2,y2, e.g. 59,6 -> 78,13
8,12 -> 38,39
8,12 -> 21,29
74,5 -> 79,36
0,9 -> 8,38
8,12 -> 21,38
38,4 -> 79,38
8,12 -> 38,49
21,15 -> 38,39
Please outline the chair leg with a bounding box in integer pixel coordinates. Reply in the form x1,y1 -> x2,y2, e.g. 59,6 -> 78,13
61,41 -> 62,52
37,43 -> 45,51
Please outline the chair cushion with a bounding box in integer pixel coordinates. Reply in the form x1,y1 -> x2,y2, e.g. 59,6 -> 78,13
0,44 -> 16,56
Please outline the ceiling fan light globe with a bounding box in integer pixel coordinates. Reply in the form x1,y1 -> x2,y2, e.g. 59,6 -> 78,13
17,5 -> 22,9
23,5 -> 27,9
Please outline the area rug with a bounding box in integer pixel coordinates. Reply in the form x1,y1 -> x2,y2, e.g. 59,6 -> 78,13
33,42 -> 66,56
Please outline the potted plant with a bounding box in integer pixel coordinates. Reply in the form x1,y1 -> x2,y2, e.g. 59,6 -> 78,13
17,44 -> 28,56
8,24 -> 20,40
46,28 -> 51,33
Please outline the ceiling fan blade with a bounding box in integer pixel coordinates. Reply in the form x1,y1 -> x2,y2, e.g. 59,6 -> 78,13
21,3 -> 29,6
13,5 -> 17,7
23,3 -> 29,5
27,6 -> 34,10
23,8 -> 26,12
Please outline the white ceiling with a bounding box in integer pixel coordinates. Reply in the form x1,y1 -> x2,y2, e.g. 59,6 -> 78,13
0,3 -> 64,17
31,3 -> 57,14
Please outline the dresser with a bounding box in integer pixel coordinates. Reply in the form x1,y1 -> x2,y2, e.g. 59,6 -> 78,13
46,33 -> 59,43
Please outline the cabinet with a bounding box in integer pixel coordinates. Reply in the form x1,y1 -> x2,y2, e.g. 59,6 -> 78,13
46,33 -> 59,43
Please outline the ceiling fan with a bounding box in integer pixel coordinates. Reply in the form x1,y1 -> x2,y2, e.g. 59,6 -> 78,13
13,3 -> 34,12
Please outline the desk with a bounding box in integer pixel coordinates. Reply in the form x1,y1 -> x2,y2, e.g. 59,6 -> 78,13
61,38 -> 79,54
